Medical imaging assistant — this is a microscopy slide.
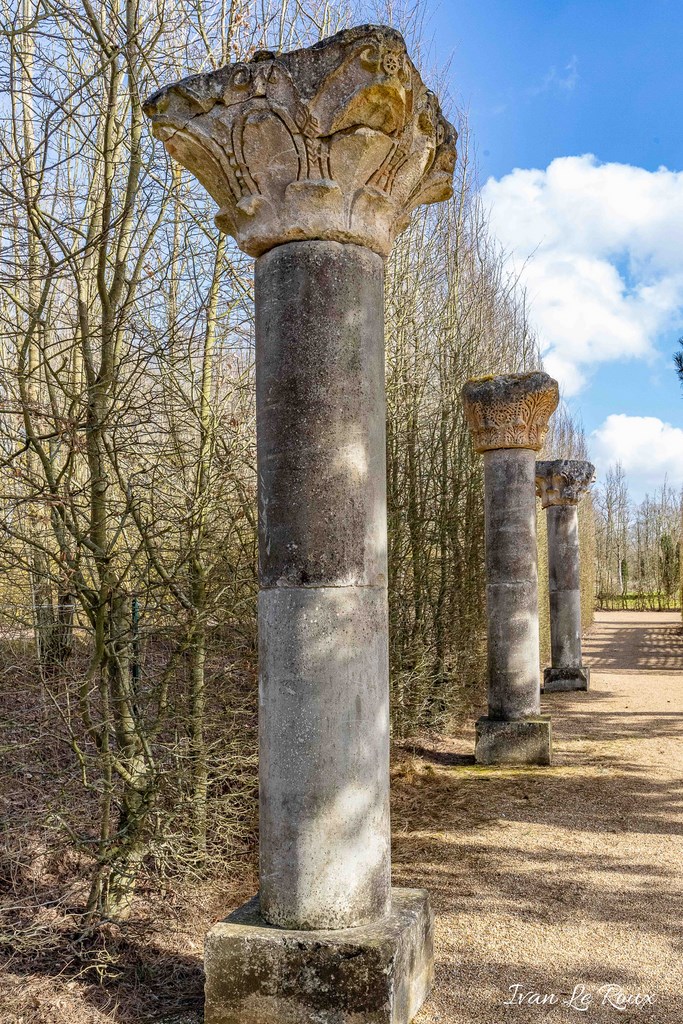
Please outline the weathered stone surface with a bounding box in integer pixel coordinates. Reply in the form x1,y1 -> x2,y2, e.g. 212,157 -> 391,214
547,505 -> 581,594
463,372 -> 559,767
484,448 -> 541,721
544,666 -> 590,692
256,241 -> 387,588
145,24 -> 451,1003
254,237 -> 394,931
538,474 -> 593,689
536,459 -> 595,508
475,715 -> 552,766
549,586 -> 582,659
204,888 -> 434,1024
143,25 -> 456,257
548,504 -> 582,674
259,585 -> 390,929
462,372 -> 559,453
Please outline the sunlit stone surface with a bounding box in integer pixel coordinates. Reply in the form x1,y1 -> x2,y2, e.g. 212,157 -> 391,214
536,459 -> 595,692
144,25 -> 455,258
462,373 -> 559,765
145,24 -> 455,1024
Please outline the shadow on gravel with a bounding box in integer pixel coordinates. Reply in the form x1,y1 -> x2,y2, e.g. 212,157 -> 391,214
402,744 -> 477,767
583,618 -> 683,673
427,955 -> 673,1023
392,749 -> 682,954
393,767 -> 683,943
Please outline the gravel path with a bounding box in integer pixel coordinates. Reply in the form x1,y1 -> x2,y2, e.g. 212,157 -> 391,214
392,611 -> 683,1024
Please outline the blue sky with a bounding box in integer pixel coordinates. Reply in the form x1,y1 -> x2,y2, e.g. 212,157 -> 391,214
431,0 -> 683,181
424,0 -> 683,499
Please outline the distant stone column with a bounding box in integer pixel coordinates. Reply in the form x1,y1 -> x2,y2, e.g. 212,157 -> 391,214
145,25 -> 456,1024
462,373 -> 559,765
536,460 -> 595,692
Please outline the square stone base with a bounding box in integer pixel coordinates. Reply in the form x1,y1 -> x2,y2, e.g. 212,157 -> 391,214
543,666 -> 590,692
204,887 -> 434,1024
475,715 -> 552,766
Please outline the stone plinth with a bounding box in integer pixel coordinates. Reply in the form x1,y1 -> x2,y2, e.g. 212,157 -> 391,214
544,666 -> 590,691
145,23 -> 455,1024
462,372 -> 559,765
536,459 -> 595,693
475,715 -> 552,766
205,889 -> 434,1024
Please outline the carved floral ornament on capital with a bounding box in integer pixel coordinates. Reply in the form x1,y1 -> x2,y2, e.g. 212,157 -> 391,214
535,460 -> 596,508
461,372 -> 560,454
143,25 -> 457,258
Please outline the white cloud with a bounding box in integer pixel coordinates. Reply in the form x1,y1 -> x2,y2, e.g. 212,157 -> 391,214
481,156 -> 683,396
590,414 -> 683,498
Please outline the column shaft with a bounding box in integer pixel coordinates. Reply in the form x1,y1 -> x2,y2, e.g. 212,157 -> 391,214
484,447 -> 541,720
147,26 -> 451,1021
547,504 -> 582,668
255,240 -> 391,930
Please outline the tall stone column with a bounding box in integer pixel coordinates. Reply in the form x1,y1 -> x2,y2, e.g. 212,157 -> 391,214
536,460 -> 595,692
462,373 -> 559,766
144,25 -> 456,1024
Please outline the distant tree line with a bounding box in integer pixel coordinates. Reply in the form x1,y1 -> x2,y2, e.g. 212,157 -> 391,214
594,464 -> 681,610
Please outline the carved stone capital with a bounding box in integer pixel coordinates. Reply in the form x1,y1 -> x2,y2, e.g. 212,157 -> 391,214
535,459 -> 595,508
461,372 -> 559,453
143,25 -> 456,258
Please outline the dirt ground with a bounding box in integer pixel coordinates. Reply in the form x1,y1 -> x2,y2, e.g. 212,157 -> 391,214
396,611 -> 683,1023
3,611 -> 682,1023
